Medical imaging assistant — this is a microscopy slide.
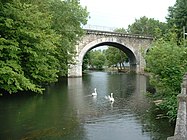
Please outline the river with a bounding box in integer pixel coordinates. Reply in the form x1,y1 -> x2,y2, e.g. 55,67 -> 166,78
0,71 -> 174,140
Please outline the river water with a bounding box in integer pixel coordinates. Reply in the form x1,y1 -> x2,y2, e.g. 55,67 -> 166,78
0,71 -> 174,140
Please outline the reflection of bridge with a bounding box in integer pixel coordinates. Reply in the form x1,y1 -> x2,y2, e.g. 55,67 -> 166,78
68,29 -> 153,77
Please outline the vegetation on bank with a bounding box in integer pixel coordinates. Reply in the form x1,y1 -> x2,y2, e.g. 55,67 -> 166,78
145,0 -> 187,122
0,0 -> 88,94
146,37 -> 187,121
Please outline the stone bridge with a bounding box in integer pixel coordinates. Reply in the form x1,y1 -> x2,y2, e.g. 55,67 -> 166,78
68,29 -> 153,77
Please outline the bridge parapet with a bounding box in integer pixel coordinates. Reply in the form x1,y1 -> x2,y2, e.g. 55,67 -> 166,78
85,29 -> 153,39
168,74 -> 187,140
83,24 -> 115,32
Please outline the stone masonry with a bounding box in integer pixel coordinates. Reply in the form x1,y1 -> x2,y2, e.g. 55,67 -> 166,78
68,29 -> 153,77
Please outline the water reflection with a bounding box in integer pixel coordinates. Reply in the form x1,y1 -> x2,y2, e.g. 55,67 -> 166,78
0,72 -> 174,140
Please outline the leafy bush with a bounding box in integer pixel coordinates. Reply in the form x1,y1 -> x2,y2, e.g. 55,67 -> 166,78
146,38 -> 187,121
0,0 -> 88,94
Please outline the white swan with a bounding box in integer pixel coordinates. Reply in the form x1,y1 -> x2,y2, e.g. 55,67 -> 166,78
109,93 -> 114,102
92,88 -> 97,96
105,93 -> 114,102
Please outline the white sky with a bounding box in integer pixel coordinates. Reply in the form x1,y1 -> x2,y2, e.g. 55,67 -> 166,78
80,0 -> 176,29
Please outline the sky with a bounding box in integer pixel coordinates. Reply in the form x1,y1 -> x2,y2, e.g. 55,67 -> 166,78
80,0 -> 176,30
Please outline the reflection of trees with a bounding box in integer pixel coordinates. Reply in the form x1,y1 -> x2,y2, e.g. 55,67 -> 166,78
139,106 -> 175,140
126,93 -> 174,140
107,73 -> 174,139
0,78 -> 87,140
0,73 -> 175,140
107,73 -> 136,99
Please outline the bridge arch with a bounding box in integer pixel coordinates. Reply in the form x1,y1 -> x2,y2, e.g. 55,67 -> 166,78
68,29 -> 153,77
79,37 -> 137,70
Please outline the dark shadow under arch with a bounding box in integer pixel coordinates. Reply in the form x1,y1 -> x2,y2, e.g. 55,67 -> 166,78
84,42 -> 137,71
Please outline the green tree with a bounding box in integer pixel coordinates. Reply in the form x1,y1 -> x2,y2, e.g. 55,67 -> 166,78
114,28 -> 127,33
49,0 -> 88,76
82,52 -> 90,71
0,0 -> 89,94
127,16 -> 167,38
0,0 -> 60,93
167,0 -> 187,40
145,38 -> 187,121
21,0 -> 89,76
105,47 -> 128,71
89,50 -> 106,70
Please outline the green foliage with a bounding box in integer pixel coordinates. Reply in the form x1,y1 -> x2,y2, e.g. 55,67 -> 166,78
167,0 -> 187,40
158,94 -> 178,122
0,0 -> 88,94
114,28 -> 127,33
146,38 -> 187,121
146,40 -> 187,93
88,50 -> 106,70
105,47 -> 128,70
49,0 -> 88,76
127,16 -> 167,38
0,38 -> 43,93
83,47 -> 129,71
0,0 -> 56,93
82,52 -> 90,71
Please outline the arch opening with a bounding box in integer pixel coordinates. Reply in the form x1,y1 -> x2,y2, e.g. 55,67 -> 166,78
82,42 -> 137,73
